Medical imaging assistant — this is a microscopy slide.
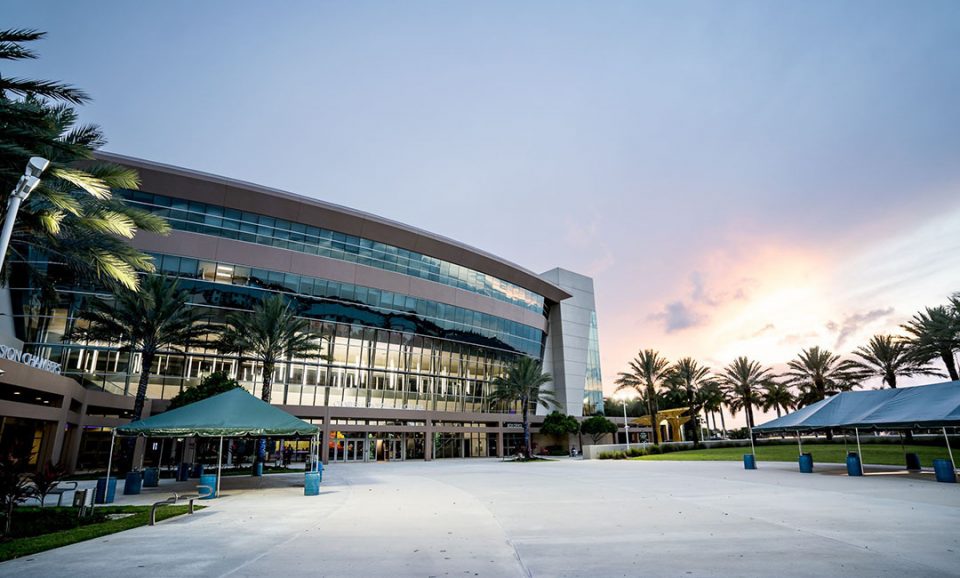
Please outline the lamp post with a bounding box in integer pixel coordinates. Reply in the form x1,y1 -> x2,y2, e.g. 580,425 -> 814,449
618,392 -> 633,451
0,157 -> 50,273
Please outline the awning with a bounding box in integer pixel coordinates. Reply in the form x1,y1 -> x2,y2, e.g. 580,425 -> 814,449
115,388 -> 320,438
754,380 -> 960,433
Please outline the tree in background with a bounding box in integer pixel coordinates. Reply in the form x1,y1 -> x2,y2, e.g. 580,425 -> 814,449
667,357 -> 710,447
784,346 -> 862,407
219,294 -> 321,466
851,334 -> 945,388
540,411 -> 580,450
0,29 -> 168,290
901,302 -> 960,381
699,381 -> 726,435
614,349 -> 671,444
169,371 -> 241,410
717,357 -> 773,430
68,277 -> 208,424
580,415 -> 618,445
759,381 -> 795,418
488,357 -> 556,459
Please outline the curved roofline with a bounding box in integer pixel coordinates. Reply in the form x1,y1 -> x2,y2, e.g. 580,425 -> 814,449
94,151 -> 571,303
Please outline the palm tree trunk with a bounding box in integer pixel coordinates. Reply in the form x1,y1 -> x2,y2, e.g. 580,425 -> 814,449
941,350 -> 959,381
257,361 -> 276,467
522,395 -> 531,459
126,347 -> 155,471
687,387 -> 700,448
719,411 -> 727,435
775,406 -> 782,418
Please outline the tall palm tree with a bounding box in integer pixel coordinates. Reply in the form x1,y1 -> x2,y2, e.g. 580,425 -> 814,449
615,349 -> 671,444
901,305 -> 960,381
667,357 -> 710,447
487,357 -> 556,458
759,382 -> 796,418
699,381 -> 726,435
852,334 -> 945,388
218,294 -> 321,466
783,346 -> 862,407
717,357 -> 773,430
1,29 -> 168,290
67,277 -> 208,423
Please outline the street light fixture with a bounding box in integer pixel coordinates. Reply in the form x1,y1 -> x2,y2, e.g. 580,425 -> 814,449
0,157 -> 50,273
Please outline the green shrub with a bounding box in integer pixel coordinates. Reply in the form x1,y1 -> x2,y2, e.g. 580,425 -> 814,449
647,445 -> 662,454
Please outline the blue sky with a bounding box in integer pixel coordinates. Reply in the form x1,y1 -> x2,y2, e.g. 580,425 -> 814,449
7,1 -> 960,411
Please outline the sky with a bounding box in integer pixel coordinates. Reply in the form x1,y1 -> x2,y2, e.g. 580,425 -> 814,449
8,1 -> 960,426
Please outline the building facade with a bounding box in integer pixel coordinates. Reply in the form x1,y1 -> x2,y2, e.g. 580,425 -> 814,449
1,153 -> 605,469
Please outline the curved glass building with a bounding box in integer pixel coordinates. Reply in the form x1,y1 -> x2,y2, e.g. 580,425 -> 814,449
6,153 -> 604,465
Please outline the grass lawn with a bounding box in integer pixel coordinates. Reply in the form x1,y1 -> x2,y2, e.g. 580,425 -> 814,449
633,443 -> 955,467
0,505 -> 201,562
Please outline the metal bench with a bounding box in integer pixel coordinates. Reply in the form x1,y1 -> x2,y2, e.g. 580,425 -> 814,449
46,481 -> 79,507
149,487 -> 209,526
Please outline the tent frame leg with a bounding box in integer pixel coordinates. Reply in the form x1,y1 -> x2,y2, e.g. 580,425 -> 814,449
797,430 -> 802,456
855,427 -> 864,475
217,436 -> 224,498
944,427 -> 956,471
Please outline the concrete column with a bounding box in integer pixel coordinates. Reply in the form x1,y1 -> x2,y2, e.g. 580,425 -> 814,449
497,419 -> 504,458
48,395 -> 73,465
424,419 -> 433,461
321,405 -> 332,465
65,401 -> 87,474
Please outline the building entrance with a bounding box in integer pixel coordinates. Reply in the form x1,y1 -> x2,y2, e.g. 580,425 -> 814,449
330,438 -> 367,462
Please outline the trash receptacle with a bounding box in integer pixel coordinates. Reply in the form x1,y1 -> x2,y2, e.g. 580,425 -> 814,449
95,477 -> 117,504
933,459 -> 956,483
191,463 -> 204,478
846,452 -> 863,476
252,462 -> 263,477
177,462 -> 190,482
799,453 -> 814,473
199,473 -> 218,499
905,453 -> 921,471
123,470 -> 143,495
143,467 -> 160,487
743,454 -> 757,470
304,471 -> 320,496
316,461 -> 323,482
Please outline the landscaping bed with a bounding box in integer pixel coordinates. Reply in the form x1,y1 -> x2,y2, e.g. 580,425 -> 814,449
0,505 -> 200,562
627,443 -> 953,466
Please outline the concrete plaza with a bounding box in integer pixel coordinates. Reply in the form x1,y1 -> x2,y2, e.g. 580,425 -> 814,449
1,459 -> 958,577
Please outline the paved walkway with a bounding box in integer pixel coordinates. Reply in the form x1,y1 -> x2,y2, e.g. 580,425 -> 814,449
1,459 -> 958,577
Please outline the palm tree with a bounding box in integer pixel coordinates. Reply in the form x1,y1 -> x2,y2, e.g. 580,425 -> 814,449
717,357 -> 773,430
218,294 -> 321,466
901,305 -> 960,381
68,277 -> 208,423
1,29 -> 168,290
699,381 -> 726,435
667,357 -> 710,447
615,349 -> 671,444
783,346 -> 862,407
759,382 -> 795,418
852,334 -> 945,388
487,357 -> 556,458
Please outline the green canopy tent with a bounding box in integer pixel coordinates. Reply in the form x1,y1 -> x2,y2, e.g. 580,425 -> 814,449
111,388 -> 321,496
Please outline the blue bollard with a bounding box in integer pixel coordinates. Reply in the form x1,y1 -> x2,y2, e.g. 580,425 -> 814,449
95,477 -> 117,504
177,463 -> 190,482
799,453 -> 814,473
304,471 -> 320,496
123,471 -> 143,495
316,461 -> 323,482
743,454 -> 757,470
143,467 -> 159,487
199,473 -> 219,499
933,459 -> 956,483
846,452 -> 863,476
